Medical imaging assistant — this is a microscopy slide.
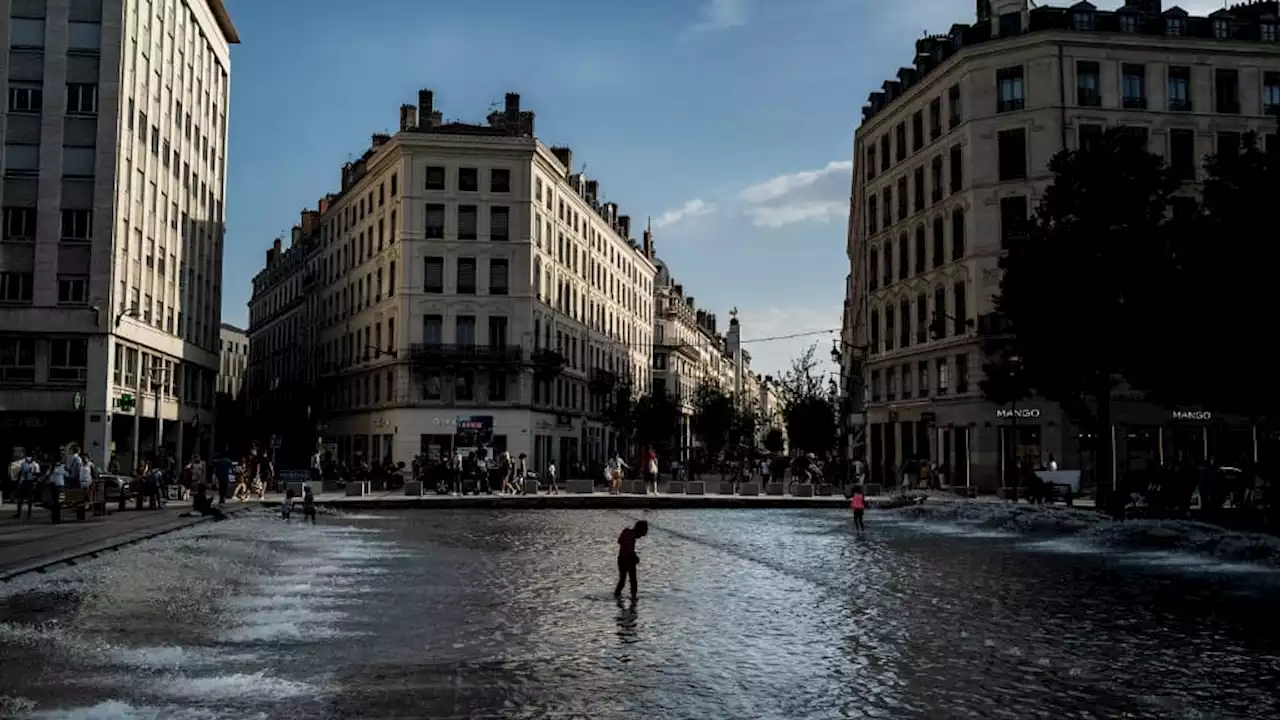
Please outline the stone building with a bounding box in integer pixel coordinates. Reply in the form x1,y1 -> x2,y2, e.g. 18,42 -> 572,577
0,0 -> 236,467
844,0 -> 1280,491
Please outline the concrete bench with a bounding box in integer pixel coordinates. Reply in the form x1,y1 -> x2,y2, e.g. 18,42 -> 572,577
739,482 -> 760,496
345,481 -> 370,497
816,484 -> 834,497
626,479 -> 648,494
686,481 -> 705,495
667,481 -> 685,494
403,481 -> 425,496
523,478 -> 540,495
566,479 -> 594,494
286,481 -> 308,497
765,483 -> 784,496
793,484 -> 814,497
716,480 -> 735,495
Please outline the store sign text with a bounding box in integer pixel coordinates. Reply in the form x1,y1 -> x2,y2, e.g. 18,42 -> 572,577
1172,411 -> 1212,421
996,408 -> 1041,419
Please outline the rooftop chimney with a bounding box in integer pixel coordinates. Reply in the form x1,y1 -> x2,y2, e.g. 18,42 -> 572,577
504,92 -> 520,120
371,133 -> 391,148
417,89 -> 435,130
618,215 -> 631,239
290,226 -> 301,247
642,224 -> 655,259
550,146 -> 573,172
300,209 -> 320,235
399,104 -> 417,132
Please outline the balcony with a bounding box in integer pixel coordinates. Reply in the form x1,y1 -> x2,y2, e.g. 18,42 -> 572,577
410,343 -> 523,370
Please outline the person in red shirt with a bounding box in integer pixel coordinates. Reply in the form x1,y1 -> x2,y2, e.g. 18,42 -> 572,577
614,520 -> 649,599
850,487 -> 867,532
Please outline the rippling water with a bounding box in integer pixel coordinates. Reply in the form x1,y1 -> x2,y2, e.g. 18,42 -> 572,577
2,506 -> 1279,719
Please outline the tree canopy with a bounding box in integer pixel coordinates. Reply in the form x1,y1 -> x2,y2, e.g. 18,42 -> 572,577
776,344 -> 838,457
691,382 -> 736,460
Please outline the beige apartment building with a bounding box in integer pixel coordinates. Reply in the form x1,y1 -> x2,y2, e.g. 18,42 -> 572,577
215,321 -> 243,398
1,0 -> 235,468
845,0 -> 1280,491
248,91 -> 656,474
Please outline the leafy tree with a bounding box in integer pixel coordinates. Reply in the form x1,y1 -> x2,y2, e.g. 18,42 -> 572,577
763,427 -> 786,454
1146,132 -> 1280,420
986,127 -> 1178,497
730,403 -> 760,451
632,391 -> 680,456
691,381 -> 736,460
776,344 -> 838,457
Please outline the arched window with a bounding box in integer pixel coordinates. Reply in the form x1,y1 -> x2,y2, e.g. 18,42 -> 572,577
932,216 -> 945,268
534,316 -> 541,349
899,297 -> 911,348
869,246 -> 880,291
951,207 -> 966,260
534,258 -> 543,300
870,308 -> 881,352
932,285 -> 947,339
897,233 -> 908,280
914,226 -> 926,274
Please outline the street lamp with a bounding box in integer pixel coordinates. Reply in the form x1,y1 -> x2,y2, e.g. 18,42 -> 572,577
115,304 -> 140,328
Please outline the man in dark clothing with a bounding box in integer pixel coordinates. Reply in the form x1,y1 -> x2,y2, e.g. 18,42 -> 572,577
211,451 -> 234,504
614,520 -> 649,600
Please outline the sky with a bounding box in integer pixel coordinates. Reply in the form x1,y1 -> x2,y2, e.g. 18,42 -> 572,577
217,0 -> 1227,379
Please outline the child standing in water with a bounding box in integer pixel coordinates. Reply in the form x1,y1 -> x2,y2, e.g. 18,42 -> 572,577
614,520 -> 649,600
302,485 -> 317,524
850,486 -> 866,532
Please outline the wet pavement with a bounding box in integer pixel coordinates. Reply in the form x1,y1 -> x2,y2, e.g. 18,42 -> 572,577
1,506 -> 1279,719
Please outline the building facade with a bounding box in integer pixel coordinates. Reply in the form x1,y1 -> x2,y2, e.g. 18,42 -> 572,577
1,0 -> 235,467
216,321 -> 243,398
845,0 -> 1280,491
248,91 -> 656,473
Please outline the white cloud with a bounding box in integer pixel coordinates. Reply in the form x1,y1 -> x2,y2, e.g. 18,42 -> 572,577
652,198 -> 714,229
738,160 -> 853,229
736,306 -> 842,379
689,0 -> 750,32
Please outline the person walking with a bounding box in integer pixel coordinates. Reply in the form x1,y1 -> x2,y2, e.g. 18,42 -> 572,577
645,449 -> 659,495
607,454 -> 628,495
516,453 -> 529,494
546,460 -> 559,495
613,520 -> 649,600
211,450 -> 234,505
11,453 -> 40,520
850,486 -> 867,532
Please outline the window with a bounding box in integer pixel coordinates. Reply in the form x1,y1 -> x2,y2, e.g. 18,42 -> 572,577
9,18 -> 44,47
490,206 -> 509,241
1078,123 -> 1103,151
1168,66 -> 1192,111
457,258 -> 477,294
930,156 -> 943,203
456,316 -> 476,347
870,369 -> 881,401
1213,19 -> 1230,40
867,197 -> 878,235
425,166 -> 445,190
880,136 -> 890,171
932,286 -> 946,340
68,21 -> 101,50
458,167 -> 478,192
1169,129 -> 1196,181
955,353 -> 969,393
390,173 -> 398,196
897,177 -> 907,220
4,144 -> 39,175
0,337 -> 36,380
912,111 -> 924,151
1121,64 -> 1146,109
489,372 -> 507,401
881,243 -> 892,286
948,84 -> 961,129
897,235 -> 908,280
67,84 -> 98,114
882,189 -> 892,227
389,261 -> 397,296
999,11 -> 1021,37
1264,72 -> 1280,116
949,145 -> 962,193
0,272 -> 34,303
425,204 -> 445,238
424,257 -> 444,292
999,196 -> 1028,250
1076,61 -> 1100,107
996,67 -> 1025,112
1263,22 -> 1278,42
63,147 -> 95,177
491,168 -> 510,193
936,358 -> 950,394
57,275 -> 88,304
899,299 -> 910,348
951,209 -> 966,260
867,146 -> 877,180
932,217 -> 945,268
929,98 -> 942,140
916,294 -> 928,344
913,167 -> 925,212
870,310 -> 881,352
914,227 -> 926,273
1119,13 -> 1137,33
1165,17 -> 1184,37
458,205 -> 478,240
423,314 -> 443,345
1217,131 -> 1241,160
489,258 -> 509,295
48,339 -> 89,381
1073,10 -> 1094,31
895,122 -> 907,161
1215,69 -> 1240,114
60,209 -> 92,240
8,84 -> 42,112
998,129 -> 1027,181
953,282 -> 967,335
868,248 -> 879,291
3,208 -> 36,240
885,306 -> 895,351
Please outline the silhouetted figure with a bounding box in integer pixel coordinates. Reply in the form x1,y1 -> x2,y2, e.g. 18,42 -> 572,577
614,520 -> 649,600
191,483 -> 226,521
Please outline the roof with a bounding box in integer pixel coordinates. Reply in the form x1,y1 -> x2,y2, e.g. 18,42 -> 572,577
220,322 -> 246,334
207,0 -> 240,45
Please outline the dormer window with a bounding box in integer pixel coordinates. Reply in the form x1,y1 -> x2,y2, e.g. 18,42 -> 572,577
1073,12 -> 1093,31
1166,18 -> 1184,36
1119,14 -> 1137,33
1262,22 -> 1277,42
1213,19 -> 1230,40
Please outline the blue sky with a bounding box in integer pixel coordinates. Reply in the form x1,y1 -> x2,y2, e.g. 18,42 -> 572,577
217,0 -> 983,376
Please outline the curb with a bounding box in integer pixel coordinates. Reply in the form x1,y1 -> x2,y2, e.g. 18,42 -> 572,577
250,496 -> 851,510
0,507 -> 255,584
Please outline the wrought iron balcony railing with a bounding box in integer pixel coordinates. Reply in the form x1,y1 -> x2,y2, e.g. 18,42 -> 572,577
410,343 -> 524,369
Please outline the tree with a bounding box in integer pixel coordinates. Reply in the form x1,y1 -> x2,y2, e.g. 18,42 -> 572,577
776,344 -> 838,457
632,391 -> 680,456
1146,132 -> 1280,421
986,128 -> 1179,498
691,381 -> 735,461
763,427 -> 786,454
730,403 -> 760,451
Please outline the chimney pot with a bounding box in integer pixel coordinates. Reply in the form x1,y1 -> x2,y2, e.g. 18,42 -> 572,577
399,104 -> 418,132
417,89 -> 434,129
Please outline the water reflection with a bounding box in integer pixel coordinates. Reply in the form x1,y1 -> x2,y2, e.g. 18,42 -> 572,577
0,508 -> 1277,719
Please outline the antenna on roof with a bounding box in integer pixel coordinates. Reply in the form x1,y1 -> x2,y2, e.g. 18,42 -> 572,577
579,163 -> 588,175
